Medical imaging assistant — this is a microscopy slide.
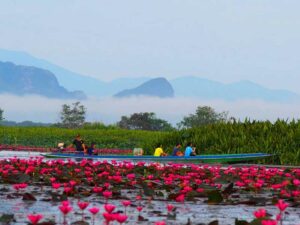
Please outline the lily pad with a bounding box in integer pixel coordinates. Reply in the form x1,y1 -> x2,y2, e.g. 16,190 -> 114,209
138,215 -> 148,221
0,214 -> 15,224
71,221 -> 89,225
207,190 -> 223,204
39,220 -> 56,225
235,219 -> 250,225
249,218 -> 267,225
208,220 -> 219,225
141,183 -> 155,197
22,193 -> 37,201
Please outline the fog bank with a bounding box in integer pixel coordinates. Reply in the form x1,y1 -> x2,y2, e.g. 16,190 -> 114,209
1,94 -> 299,125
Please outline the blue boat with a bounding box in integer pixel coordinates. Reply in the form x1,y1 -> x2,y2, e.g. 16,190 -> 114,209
41,152 -> 272,163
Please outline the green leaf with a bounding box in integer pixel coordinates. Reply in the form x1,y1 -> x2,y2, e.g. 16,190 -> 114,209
141,182 -> 155,197
235,219 -> 250,225
207,190 -> 223,204
0,214 -> 15,224
208,220 -> 219,225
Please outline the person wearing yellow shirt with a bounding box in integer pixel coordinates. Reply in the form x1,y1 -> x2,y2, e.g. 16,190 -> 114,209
153,144 -> 167,157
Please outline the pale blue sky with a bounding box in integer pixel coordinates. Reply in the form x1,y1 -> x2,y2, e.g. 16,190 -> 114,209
1,0 -> 300,92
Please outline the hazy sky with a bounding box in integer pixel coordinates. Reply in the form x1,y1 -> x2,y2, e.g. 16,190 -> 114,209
1,0 -> 300,92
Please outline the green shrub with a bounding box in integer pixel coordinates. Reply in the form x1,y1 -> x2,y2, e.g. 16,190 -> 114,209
1,119 -> 300,165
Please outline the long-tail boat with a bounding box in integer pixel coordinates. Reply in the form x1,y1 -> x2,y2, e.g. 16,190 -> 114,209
41,152 -> 272,163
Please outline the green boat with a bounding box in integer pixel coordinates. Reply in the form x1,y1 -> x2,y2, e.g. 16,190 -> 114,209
41,152 -> 272,163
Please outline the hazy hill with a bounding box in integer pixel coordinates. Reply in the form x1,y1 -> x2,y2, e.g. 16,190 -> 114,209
0,49 -> 298,102
114,77 -> 174,98
170,76 -> 299,102
0,61 -> 86,99
0,49 -> 147,96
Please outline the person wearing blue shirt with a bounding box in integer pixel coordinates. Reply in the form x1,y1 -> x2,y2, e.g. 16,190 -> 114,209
172,143 -> 183,156
87,142 -> 96,155
184,142 -> 196,157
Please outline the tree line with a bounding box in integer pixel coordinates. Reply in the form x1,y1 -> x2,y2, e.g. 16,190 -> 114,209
0,102 -> 230,130
57,102 -> 230,130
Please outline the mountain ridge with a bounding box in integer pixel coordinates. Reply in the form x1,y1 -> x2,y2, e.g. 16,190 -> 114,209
0,49 -> 149,96
0,49 -> 299,102
0,61 -> 86,99
114,77 -> 174,98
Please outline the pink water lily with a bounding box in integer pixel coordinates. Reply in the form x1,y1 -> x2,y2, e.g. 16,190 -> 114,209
89,207 -> 100,225
115,214 -> 128,224
122,200 -> 131,207
52,183 -> 61,189
176,194 -> 185,203
0,157 -> 300,224
104,204 -> 116,213
154,221 -> 166,225
59,203 -> 72,224
103,212 -> 114,223
262,220 -> 277,225
166,204 -> 174,212
253,208 -> 266,218
59,205 -> 72,215
103,190 -> 112,199
293,179 -> 300,186
122,200 -> 131,214
137,206 -> 143,212
276,200 -> 288,211
89,207 -> 100,215
77,201 -> 89,210
27,214 -> 43,225
13,183 -> 28,191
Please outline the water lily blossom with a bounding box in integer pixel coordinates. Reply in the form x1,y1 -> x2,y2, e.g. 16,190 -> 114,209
176,194 -> 185,203
155,221 -> 166,225
275,200 -> 288,212
78,201 -> 89,210
262,220 -> 277,225
253,208 -> 266,218
89,207 -> 100,215
115,214 -> 128,224
122,200 -> 131,207
27,214 -> 43,225
103,190 -> 112,199
103,212 -> 114,224
59,205 -> 72,215
104,204 -> 116,213
166,204 -> 174,212
122,200 -> 131,214
52,183 -> 61,189
89,207 -> 100,225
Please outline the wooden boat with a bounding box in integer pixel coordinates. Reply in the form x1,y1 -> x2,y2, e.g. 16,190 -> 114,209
41,152 -> 272,163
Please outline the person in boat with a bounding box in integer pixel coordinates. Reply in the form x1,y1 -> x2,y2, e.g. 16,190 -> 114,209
172,143 -> 183,156
154,144 -> 167,157
133,148 -> 144,156
184,142 -> 196,157
87,142 -> 96,155
57,142 -> 65,152
67,134 -> 86,154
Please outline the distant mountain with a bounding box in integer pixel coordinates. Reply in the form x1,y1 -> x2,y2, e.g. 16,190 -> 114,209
170,76 -> 299,102
114,77 -> 174,98
0,49 -> 298,102
0,49 -> 148,96
0,61 -> 86,99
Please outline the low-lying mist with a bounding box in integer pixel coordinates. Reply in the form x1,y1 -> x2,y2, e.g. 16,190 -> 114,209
1,94 -> 299,125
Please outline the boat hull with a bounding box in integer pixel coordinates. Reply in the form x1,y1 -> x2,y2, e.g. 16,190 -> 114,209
41,153 -> 272,163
